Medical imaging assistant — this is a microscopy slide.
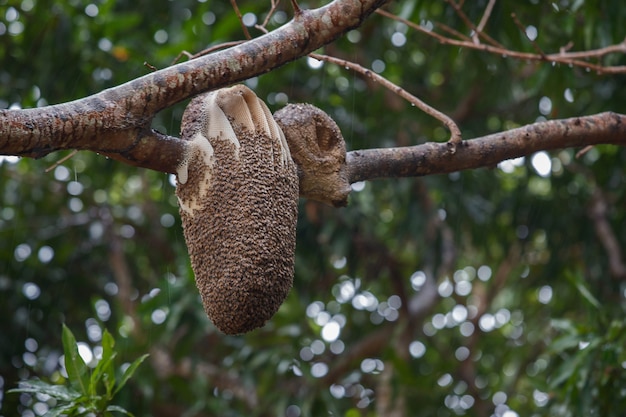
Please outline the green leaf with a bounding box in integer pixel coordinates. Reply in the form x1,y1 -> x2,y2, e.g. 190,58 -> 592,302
548,334 -> 583,354
550,318 -> 576,333
549,339 -> 602,389
90,352 -> 117,399
549,350 -> 587,388
573,281 -> 602,311
44,402 -> 83,417
62,324 -> 90,396
8,380 -> 81,402
113,354 -> 149,396
606,320 -> 624,342
106,404 -> 135,416
99,330 -> 118,396
566,272 -> 601,311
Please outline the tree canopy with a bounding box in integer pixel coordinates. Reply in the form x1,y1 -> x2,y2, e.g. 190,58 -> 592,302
1,1 -> 626,416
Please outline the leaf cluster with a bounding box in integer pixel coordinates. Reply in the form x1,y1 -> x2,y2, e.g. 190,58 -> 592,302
9,325 -> 147,417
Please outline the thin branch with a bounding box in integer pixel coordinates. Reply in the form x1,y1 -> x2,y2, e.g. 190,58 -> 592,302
229,0 -> 252,40
435,21 -> 473,42
376,8 -> 626,74
45,150 -> 78,172
172,40 -> 244,64
557,37 -> 626,59
309,53 -> 462,144
476,0 -> 497,34
511,12 -> 547,59
445,0 -> 505,48
576,145 -> 594,158
256,0 -> 283,31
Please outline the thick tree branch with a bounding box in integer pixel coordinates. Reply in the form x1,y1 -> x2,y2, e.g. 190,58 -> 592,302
346,112 -> 626,183
1,2 -> 625,200
0,0 -> 387,172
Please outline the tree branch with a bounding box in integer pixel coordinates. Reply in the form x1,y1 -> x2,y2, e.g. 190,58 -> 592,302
376,8 -> 626,74
1,1 -> 625,201
309,53 -> 462,143
346,112 -> 626,183
0,0 -> 387,172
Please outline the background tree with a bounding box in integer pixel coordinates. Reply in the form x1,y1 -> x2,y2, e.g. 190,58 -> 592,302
1,1 -> 625,416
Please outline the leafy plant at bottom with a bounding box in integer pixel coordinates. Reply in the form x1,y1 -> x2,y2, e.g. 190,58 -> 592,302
9,324 -> 148,417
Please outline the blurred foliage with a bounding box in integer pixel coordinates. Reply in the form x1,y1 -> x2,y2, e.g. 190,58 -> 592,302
1,0 -> 626,416
545,272 -> 626,416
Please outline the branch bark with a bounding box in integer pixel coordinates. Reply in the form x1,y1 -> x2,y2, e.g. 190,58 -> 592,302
0,0 -> 387,172
346,112 -> 626,183
0,1 -> 625,194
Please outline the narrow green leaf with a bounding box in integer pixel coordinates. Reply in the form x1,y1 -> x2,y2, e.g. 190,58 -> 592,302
548,334 -> 583,354
550,319 -> 576,332
574,281 -> 601,310
106,404 -> 135,416
99,330 -> 118,396
101,330 -> 115,358
90,353 -> 117,399
62,324 -> 90,396
113,354 -> 149,396
566,271 -> 601,310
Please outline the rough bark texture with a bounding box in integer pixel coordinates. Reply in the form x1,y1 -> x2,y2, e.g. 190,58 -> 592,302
0,0 -> 625,205
175,86 -> 298,334
0,0 -> 387,173
346,112 -> 626,183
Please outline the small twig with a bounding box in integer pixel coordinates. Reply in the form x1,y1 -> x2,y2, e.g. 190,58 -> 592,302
144,62 -> 158,72
435,22 -> 473,42
290,0 -> 302,16
559,41 -> 574,54
173,40 -> 246,65
376,8 -> 626,74
476,0 -> 496,33
190,40 -> 245,59
575,145 -> 594,158
45,150 -> 78,173
309,53 -> 462,144
558,38 -> 626,59
474,0 -> 497,44
171,50 -> 194,65
174,0 -> 284,65
257,0 -> 282,30
511,13 -> 547,59
445,0 -> 505,48
229,0 -> 252,40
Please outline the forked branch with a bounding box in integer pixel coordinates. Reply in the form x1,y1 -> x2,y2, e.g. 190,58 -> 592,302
376,8 -> 626,74
0,0 -> 388,172
0,0 -> 625,205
